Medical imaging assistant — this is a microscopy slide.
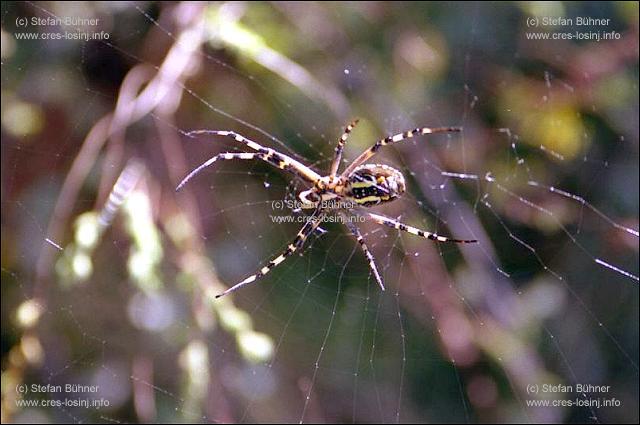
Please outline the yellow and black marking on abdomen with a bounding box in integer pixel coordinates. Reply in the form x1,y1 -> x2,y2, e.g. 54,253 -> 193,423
344,164 -> 406,207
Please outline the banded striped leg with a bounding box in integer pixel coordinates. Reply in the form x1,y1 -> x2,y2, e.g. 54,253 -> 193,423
343,217 -> 385,290
182,130 -> 322,185
216,207 -> 326,298
176,149 -> 321,191
177,152 -> 284,191
365,212 -> 478,244
341,126 -> 462,178
330,119 -> 359,178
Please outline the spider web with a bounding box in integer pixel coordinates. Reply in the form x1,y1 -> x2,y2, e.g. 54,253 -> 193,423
2,2 -> 638,424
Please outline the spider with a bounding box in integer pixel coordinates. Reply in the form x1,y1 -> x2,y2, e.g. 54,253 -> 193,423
176,120 -> 477,298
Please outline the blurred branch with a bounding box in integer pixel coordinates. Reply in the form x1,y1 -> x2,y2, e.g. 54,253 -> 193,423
205,2 -> 350,118
35,2 -> 207,301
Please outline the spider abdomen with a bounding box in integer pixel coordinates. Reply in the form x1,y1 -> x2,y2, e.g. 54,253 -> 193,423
345,164 -> 406,206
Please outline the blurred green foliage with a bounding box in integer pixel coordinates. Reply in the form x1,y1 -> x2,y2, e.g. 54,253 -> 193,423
1,2 -> 638,423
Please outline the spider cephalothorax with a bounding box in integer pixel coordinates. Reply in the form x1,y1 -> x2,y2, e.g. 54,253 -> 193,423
177,120 -> 477,297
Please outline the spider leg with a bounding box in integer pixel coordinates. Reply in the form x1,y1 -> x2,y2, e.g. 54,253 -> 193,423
313,226 -> 328,236
342,216 -> 385,291
215,207 -> 325,298
176,150 -> 320,191
330,119 -> 359,179
364,211 -> 477,244
340,126 -> 461,178
180,130 -> 322,187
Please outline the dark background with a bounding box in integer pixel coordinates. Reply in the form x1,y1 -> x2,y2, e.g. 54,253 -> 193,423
2,2 -> 638,423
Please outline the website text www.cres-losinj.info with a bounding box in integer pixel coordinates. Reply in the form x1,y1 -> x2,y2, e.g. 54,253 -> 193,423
269,214 -> 365,224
